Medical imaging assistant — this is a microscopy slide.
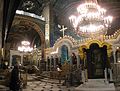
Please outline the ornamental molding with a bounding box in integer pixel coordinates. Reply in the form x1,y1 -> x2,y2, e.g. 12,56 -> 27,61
105,29 -> 120,44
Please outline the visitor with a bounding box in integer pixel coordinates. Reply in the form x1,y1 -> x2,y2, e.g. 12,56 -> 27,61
47,56 -> 50,71
71,53 -> 77,70
71,53 -> 77,65
9,64 -> 21,91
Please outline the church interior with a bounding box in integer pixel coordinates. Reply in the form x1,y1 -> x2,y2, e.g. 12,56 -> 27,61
0,0 -> 120,91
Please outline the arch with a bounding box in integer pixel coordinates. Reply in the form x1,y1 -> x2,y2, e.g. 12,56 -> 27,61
12,16 -> 45,61
102,42 -> 112,57
54,38 -> 74,50
90,43 -> 100,49
60,45 -> 69,64
79,45 -> 87,52
12,16 -> 45,45
101,42 -> 112,50
58,41 -> 71,60
79,39 -> 112,60
52,37 -> 74,56
86,40 -> 103,49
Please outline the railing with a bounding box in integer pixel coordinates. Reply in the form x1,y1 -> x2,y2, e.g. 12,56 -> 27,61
112,63 -> 120,83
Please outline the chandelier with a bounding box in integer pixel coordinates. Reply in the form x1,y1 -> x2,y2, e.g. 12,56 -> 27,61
69,1 -> 113,37
18,41 -> 33,52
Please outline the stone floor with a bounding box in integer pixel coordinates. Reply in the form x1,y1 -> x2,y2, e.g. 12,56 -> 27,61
23,81 -> 74,91
0,74 -> 120,91
23,74 -> 75,91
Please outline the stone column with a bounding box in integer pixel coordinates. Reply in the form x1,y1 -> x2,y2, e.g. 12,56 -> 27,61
21,54 -> 23,65
46,57 -> 48,71
0,31 -> 2,49
10,54 -> 12,67
104,68 -> 108,84
77,55 -> 80,69
0,0 -> 3,48
82,70 -> 85,84
0,31 -> 2,68
108,68 -> 113,82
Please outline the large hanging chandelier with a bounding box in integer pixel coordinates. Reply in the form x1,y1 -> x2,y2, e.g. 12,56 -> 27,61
18,41 -> 33,52
69,1 -> 113,37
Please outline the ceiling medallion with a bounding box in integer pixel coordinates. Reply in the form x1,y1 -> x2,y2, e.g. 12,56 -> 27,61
69,1 -> 113,37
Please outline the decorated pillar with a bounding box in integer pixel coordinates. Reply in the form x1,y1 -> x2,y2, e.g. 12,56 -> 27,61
42,2 -> 54,47
42,4 -> 50,47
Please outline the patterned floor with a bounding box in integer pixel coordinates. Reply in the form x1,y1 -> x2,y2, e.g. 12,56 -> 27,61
0,74 -> 120,91
23,74 -> 75,91
23,81 -> 74,91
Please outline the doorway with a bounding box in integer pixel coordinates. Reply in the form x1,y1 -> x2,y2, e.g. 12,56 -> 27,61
86,43 -> 105,79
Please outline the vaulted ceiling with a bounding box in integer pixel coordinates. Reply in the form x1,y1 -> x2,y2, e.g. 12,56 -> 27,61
2,0 -> 120,49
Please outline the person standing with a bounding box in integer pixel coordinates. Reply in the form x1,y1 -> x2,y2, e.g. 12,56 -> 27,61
47,57 -> 50,71
9,64 -> 21,91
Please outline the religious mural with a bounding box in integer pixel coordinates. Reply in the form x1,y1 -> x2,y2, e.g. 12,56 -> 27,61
61,45 -> 69,64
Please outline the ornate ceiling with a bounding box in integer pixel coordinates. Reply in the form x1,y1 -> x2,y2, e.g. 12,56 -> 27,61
2,0 -> 120,49
53,0 -> 120,35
